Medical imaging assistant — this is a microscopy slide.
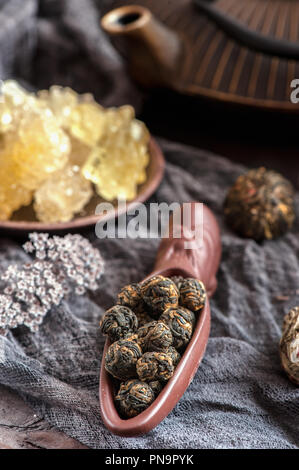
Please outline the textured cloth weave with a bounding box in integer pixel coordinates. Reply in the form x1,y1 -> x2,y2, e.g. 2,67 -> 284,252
0,0 -> 298,449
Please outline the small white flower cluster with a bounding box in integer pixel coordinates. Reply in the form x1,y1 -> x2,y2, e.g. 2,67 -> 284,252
0,233 -> 104,336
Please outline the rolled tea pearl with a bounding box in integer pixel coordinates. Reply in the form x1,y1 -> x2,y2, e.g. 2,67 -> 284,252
160,307 -> 193,350
224,167 -> 295,241
140,275 -> 179,318
280,307 -> 299,385
136,351 -> 174,383
117,282 -> 145,313
171,275 -> 184,290
166,346 -> 181,367
149,380 -> 163,397
137,321 -> 173,352
179,278 -> 206,313
175,306 -> 196,328
136,310 -> 154,327
105,338 -> 142,380
100,305 -> 138,342
115,379 -> 155,418
124,333 -> 139,343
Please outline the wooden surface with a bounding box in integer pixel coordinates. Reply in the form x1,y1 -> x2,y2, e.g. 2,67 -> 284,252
0,386 -> 87,449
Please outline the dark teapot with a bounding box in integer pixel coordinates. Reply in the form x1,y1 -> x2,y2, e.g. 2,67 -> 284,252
101,0 -> 299,112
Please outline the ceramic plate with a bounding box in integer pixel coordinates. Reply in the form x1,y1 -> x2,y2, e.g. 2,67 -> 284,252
0,137 -> 165,234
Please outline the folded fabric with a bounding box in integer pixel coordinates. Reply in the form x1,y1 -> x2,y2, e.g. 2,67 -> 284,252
0,0 -> 298,449
0,139 -> 298,449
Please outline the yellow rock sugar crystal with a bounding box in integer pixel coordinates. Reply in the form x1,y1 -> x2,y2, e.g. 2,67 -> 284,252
38,86 -> 106,146
68,133 -> 92,167
34,164 -> 92,223
0,80 -> 33,134
7,111 -> 70,191
82,112 -> 150,201
69,102 -> 106,146
38,85 -> 78,127
0,158 -> 32,220
0,80 -> 150,221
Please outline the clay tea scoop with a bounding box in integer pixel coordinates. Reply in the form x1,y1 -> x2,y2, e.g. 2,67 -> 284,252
99,203 -> 221,436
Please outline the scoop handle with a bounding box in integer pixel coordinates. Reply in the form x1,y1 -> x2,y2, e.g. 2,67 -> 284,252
151,203 -> 221,297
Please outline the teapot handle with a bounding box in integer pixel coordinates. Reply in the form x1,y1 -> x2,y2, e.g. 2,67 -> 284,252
194,0 -> 299,60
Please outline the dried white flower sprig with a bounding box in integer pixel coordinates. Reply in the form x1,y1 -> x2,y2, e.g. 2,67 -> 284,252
0,233 -> 104,336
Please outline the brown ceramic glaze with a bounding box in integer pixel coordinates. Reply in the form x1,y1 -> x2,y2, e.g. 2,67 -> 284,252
99,203 -> 221,436
101,5 -> 182,88
102,0 -> 299,113
0,137 -> 164,235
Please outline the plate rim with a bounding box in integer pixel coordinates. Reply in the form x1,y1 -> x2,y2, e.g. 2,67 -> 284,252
0,137 -> 165,232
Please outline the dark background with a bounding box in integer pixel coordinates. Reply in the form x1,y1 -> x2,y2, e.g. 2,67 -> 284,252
140,89 -> 299,188
21,0 -> 299,190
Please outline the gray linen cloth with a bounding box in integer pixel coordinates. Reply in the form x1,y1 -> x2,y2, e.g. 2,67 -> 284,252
0,0 -> 298,449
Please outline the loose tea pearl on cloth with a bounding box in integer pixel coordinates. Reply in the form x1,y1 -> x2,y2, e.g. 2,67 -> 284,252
140,275 -> 179,317
104,338 -> 142,380
280,307 -> 299,385
136,351 -> 174,382
100,305 -> 138,342
115,379 -> 155,418
137,321 -> 173,352
224,167 -> 295,241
